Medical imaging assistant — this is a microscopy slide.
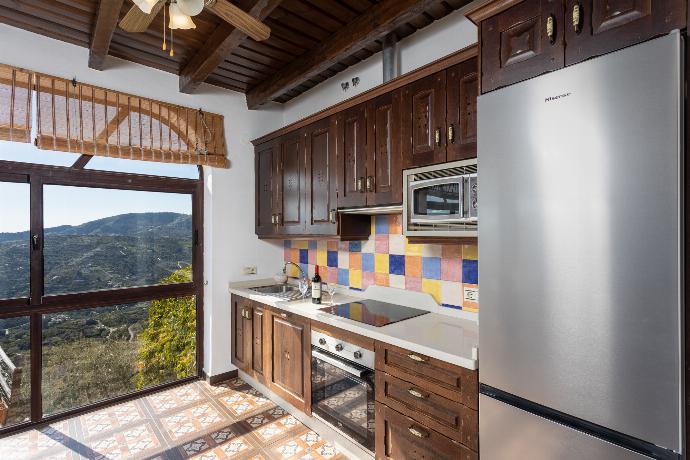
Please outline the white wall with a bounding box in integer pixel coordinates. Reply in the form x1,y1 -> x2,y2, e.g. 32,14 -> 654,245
0,24 -> 284,377
273,7 -> 479,129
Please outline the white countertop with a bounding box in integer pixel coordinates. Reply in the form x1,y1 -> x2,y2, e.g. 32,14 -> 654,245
228,279 -> 479,370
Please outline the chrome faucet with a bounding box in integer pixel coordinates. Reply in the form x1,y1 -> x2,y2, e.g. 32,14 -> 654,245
283,261 -> 307,280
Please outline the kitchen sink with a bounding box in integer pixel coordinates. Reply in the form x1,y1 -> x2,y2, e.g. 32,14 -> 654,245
249,284 -> 308,301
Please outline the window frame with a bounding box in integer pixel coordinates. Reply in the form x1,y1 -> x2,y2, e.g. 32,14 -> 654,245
0,155 -> 204,434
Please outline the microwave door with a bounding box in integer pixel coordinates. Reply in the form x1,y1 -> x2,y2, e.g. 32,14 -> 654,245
409,176 -> 463,223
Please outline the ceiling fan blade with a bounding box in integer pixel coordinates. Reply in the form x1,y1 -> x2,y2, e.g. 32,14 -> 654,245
119,0 -> 164,33
206,0 -> 271,41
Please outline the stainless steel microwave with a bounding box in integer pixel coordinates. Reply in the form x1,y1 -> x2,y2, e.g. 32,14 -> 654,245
403,159 -> 478,237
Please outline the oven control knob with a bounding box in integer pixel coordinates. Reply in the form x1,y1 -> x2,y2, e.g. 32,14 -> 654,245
318,338 -> 326,346
335,343 -> 344,352
353,351 -> 362,359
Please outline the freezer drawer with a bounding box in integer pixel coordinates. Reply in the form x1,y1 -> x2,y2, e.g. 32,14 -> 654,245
480,395 -> 652,460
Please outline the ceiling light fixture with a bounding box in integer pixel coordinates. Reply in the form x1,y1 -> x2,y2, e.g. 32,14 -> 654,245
169,1 -> 196,30
132,0 -> 160,14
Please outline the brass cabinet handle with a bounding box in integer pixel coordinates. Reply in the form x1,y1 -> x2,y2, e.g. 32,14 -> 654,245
546,14 -> 556,44
329,209 -> 337,224
271,214 -> 276,224
408,425 -> 429,438
408,388 -> 428,399
366,176 -> 374,192
434,128 -> 441,146
572,3 -> 581,33
447,125 -> 455,144
356,177 -> 365,193
276,213 -> 282,225
280,312 -> 288,318
407,353 -> 427,363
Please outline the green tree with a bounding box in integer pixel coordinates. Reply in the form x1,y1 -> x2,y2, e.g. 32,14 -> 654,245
137,266 -> 196,388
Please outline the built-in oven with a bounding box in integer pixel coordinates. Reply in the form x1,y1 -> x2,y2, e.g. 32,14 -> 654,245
310,330 -> 375,452
403,159 -> 478,237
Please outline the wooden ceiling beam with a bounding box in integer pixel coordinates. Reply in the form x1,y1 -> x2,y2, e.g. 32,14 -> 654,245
88,0 -> 125,70
179,0 -> 283,94
246,0 -> 466,108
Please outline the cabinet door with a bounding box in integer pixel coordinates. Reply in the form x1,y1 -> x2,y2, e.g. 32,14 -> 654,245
480,0 -> 565,93
375,403 -> 477,460
255,141 -> 277,236
277,132 -> 306,234
366,91 -> 402,206
305,117 -> 338,235
446,57 -> 478,161
401,71 -> 447,168
564,0 -> 686,66
231,295 -> 250,371
270,312 -> 311,413
337,104 -> 367,208
251,304 -> 266,381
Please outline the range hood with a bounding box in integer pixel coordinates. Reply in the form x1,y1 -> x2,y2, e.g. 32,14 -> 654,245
339,204 -> 403,215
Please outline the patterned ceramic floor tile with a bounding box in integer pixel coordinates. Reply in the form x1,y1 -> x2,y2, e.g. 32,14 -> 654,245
80,400 -> 146,439
0,378 -> 349,460
160,403 -> 224,440
147,384 -> 204,414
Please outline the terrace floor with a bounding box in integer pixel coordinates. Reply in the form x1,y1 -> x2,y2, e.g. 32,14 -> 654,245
0,378 -> 346,460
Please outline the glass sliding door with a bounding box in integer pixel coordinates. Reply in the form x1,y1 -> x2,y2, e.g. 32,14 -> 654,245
0,179 -> 30,301
42,186 -> 193,295
42,296 -> 196,416
0,159 -> 202,432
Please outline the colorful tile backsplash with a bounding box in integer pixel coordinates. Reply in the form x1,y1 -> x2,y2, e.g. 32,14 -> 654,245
283,215 -> 479,312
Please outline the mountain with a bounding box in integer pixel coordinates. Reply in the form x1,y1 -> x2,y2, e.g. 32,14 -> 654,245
0,212 -> 192,299
0,212 -> 191,243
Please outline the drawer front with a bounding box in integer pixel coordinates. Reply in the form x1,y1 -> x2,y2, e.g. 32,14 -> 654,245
376,372 -> 478,451
375,342 -> 478,410
375,403 -> 477,460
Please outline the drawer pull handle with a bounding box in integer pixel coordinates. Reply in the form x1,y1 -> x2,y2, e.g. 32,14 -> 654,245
447,124 -> 455,144
408,388 -> 428,399
407,353 -> 427,363
408,425 -> 429,438
280,313 -> 288,318
434,128 -> 441,146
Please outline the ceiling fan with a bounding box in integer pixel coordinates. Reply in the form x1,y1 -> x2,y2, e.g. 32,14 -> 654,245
120,0 -> 270,54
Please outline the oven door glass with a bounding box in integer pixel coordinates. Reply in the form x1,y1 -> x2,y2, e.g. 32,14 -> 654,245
411,177 -> 462,222
311,347 -> 375,451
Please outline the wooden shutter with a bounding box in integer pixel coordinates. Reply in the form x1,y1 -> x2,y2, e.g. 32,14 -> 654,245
35,74 -> 229,168
0,64 -> 32,143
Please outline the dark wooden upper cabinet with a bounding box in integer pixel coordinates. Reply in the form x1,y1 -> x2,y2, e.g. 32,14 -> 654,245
366,91 -> 402,206
480,0 -> 565,93
402,71 -> 447,168
305,117 -> 337,235
337,104 -> 367,209
255,140 -> 277,237
446,57 -> 478,162
564,0 -> 686,65
277,132 -> 305,235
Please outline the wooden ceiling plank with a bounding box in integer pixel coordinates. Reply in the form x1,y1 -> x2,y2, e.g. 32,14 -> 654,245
246,0 -> 463,108
262,19 -> 318,50
282,0 -> 345,32
178,0 -> 283,94
0,0 -> 93,32
0,7 -> 90,44
88,0 -> 126,70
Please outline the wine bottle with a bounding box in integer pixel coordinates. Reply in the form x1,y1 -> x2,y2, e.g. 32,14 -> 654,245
311,266 -> 322,304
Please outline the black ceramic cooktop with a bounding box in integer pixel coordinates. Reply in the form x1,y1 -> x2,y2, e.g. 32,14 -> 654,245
319,299 -> 429,327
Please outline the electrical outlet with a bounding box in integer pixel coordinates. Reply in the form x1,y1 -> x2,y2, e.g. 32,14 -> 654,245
463,287 -> 479,302
243,266 -> 257,275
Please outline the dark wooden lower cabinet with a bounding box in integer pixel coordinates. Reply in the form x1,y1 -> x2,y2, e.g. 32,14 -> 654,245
375,403 -> 478,460
269,310 -> 311,414
251,304 -> 266,381
376,372 -> 478,451
231,294 -> 252,371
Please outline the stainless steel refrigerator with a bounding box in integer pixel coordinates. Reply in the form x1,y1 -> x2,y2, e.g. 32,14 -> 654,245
477,32 -> 684,460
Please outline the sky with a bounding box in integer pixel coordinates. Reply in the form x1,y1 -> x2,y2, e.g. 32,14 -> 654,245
0,141 -> 195,233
